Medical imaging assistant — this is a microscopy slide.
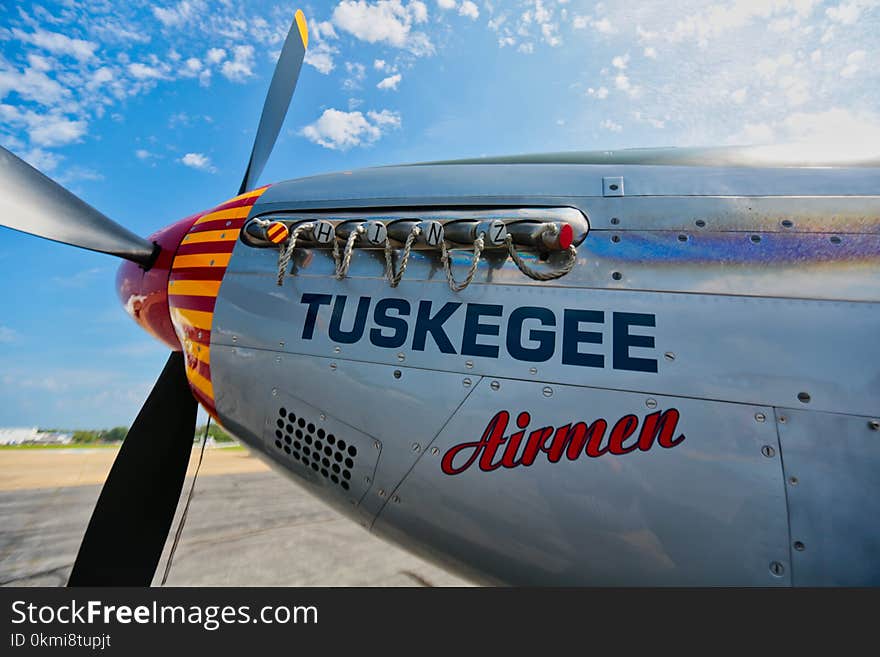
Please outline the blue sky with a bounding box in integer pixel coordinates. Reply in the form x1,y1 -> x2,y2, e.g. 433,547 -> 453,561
1,0 -> 878,428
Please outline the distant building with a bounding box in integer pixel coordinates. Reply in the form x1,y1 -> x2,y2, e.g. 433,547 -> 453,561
0,427 -> 73,445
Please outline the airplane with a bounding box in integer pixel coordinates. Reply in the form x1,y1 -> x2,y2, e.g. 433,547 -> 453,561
1,9 -> 878,587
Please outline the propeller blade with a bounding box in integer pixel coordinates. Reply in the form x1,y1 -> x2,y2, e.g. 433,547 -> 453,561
68,352 -> 197,586
0,146 -> 156,265
238,9 -> 308,194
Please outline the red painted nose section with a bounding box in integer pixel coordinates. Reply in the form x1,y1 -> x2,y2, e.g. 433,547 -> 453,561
116,213 -> 204,350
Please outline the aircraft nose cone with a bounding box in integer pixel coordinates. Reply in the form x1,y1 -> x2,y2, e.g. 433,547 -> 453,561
116,213 -> 203,350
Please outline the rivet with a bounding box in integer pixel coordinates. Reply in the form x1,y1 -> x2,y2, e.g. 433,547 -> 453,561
797,391 -> 811,404
225,221 -> 232,227
529,367 -> 538,375
197,331 -> 203,340
678,234 -> 688,242
490,380 -> 501,391
778,416 -> 787,424
695,219 -> 706,228
761,445 -> 776,458
769,561 -> 785,577
830,235 -> 842,244
611,271 -> 622,281
750,234 -> 761,244
755,412 -> 766,423
412,443 -> 420,452
610,217 -> 620,225
788,476 -> 798,485
220,232 -> 226,239
781,219 -> 793,229
869,420 -> 879,431
373,440 -> 380,451
393,369 -> 402,379
271,388 -> 277,396
209,259 -> 215,266
543,386 -> 553,397
611,235 -> 621,243
664,352 -> 675,361
397,352 -> 405,362
465,360 -> 474,369
232,336 -> 237,343
646,398 -> 657,409
334,346 -> 341,354
320,413 -> 326,421
378,489 -> 386,498
793,541 -> 805,552
279,341 -> 285,348
392,495 -> 400,504
365,477 -> 371,484
430,447 -> 439,456
330,362 -> 337,371
463,378 -> 472,387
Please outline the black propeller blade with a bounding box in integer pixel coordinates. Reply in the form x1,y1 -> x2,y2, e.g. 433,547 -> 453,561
68,352 -> 197,586
238,9 -> 309,194
0,146 -> 157,266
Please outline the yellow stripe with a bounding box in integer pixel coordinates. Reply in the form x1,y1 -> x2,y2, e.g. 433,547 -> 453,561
181,230 -> 239,244
171,307 -> 214,331
267,224 -> 285,238
194,206 -> 254,224
295,9 -> 309,49
183,341 -> 211,365
186,366 -> 215,399
168,279 -> 222,297
172,252 -> 231,269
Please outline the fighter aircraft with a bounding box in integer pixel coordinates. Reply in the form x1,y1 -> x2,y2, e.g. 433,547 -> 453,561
1,10 -> 878,587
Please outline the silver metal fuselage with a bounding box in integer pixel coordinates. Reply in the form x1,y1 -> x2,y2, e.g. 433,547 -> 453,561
207,156 -> 880,585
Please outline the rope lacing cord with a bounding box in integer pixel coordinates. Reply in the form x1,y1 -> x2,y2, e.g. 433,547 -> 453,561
504,223 -> 577,281
333,224 -> 365,279
440,231 -> 485,292
384,225 -> 422,288
276,222 -> 315,286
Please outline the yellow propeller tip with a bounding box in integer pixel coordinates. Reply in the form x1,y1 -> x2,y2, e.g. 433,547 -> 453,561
295,9 -> 308,49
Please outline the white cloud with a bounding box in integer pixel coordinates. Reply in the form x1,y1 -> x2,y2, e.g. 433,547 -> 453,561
12,28 -> 98,62
374,59 -> 387,70
643,47 -> 657,59
438,0 -> 456,9
343,61 -> 367,89
180,152 -> 216,172
332,0 -> 434,55
377,73 -> 402,90
128,62 -> 169,80
826,1 -> 871,24
459,1 -> 479,19
0,65 -> 69,105
587,86 -> 609,99
612,54 -> 629,69
301,108 -> 401,150
205,47 -> 226,64
153,1 -> 205,28
600,118 -> 622,132
304,19 -> 339,75
28,115 -> 87,147
220,45 -> 254,81
0,326 -> 18,344
840,49 -> 866,78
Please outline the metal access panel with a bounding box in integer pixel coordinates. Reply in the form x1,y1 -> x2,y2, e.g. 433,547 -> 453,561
777,408 -> 880,586
372,377 -> 791,586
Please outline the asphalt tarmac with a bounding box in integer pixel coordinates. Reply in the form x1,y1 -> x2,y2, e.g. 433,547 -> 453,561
0,450 -> 468,587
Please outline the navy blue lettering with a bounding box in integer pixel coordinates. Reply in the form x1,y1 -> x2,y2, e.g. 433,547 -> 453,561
613,312 -> 657,373
412,301 -> 461,354
507,306 -> 556,362
461,303 -> 502,358
370,298 -> 410,348
328,295 -> 370,344
562,309 -> 604,368
300,293 -> 332,340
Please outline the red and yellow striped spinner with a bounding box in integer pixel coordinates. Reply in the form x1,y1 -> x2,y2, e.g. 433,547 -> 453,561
167,186 -> 270,417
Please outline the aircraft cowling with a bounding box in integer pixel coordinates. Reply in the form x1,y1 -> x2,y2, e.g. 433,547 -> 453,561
116,213 -> 203,350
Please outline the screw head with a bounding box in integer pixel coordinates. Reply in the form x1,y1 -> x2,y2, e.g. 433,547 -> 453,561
393,369 -> 402,379
769,561 -> 785,577
271,388 -> 277,396
334,346 -> 341,354
465,360 -> 474,369
275,356 -> 281,363
646,398 -> 657,409
231,335 -> 237,343
793,541 -> 805,552
411,443 -> 421,452
543,386 -> 553,397
373,440 -> 380,451
664,352 -> 675,361
789,476 -> 798,485
463,377 -> 472,387
397,352 -> 405,362
378,489 -> 386,498
392,495 -> 400,504
365,477 -> 371,484
529,367 -> 538,375
755,412 -> 766,423
330,362 -> 337,371
868,420 -> 879,431
490,380 -> 500,391
778,416 -> 787,424
279,341 -> 285,348
761,445 -> 776,458
320,414 -> 326,421
430,447 -> 439,456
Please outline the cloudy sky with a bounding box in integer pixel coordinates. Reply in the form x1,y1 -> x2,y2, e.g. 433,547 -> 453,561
1,0 -> 878,428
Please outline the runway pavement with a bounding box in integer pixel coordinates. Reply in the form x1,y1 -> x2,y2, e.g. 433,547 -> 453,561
0,447 -> 469,587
